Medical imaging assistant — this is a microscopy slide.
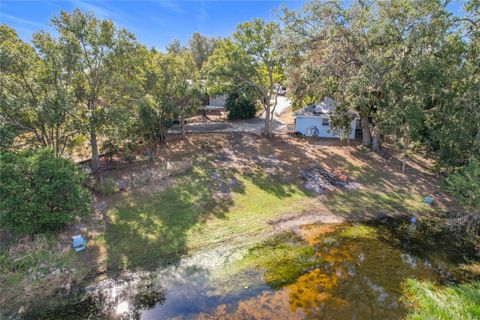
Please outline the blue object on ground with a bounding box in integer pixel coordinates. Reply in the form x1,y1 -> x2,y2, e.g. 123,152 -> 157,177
72,235 -> 86,252
410,216 -> 416,224
423,196 -> 434,205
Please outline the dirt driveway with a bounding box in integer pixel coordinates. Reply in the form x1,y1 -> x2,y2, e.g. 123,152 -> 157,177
170,117 -> 288,135
171,97 -> 292,135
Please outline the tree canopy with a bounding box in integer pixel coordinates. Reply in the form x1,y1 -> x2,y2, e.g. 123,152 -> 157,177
1,3 -> 478,168
204,18 -> 283,136
281,0 -> 479,168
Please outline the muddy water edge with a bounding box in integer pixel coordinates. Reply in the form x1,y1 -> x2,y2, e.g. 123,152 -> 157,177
22,217 -> 479,319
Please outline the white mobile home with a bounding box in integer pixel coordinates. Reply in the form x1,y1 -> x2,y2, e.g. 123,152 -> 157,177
209,94 -> 227,107
294,98 -> 358,139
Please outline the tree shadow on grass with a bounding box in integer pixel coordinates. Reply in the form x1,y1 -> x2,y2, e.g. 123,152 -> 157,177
104,163 -> 243,273
242,170 -> 304,199
102,133 -> 442,274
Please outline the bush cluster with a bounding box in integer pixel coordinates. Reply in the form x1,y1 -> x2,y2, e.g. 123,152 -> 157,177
0,149 -> 91,235
445,159 -> 480,209
444,159 -> 480,242
225,91 -> 257,120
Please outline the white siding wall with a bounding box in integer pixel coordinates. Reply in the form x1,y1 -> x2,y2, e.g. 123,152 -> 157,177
295,116 -> 357,139
210,95 -> 227,107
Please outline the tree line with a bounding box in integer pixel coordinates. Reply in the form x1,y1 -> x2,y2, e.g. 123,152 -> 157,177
1,0 -> 479,237
278,0 -> 479,239
281,0 -> 479,171
1,10 -> 221,171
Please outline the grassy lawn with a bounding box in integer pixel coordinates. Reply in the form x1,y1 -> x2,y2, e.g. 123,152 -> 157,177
2,135 -> 461,317
96,135 -> 441,272
403,279 -> 480,320
323,189 -> 433,216
103,164 -> 315,271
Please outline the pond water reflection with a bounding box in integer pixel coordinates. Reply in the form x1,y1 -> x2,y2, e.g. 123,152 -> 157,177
28,218 -> 478,320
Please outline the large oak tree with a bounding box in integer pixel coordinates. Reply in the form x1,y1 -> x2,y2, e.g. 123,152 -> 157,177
204,18 -> 283,137
51,9 -> 140,170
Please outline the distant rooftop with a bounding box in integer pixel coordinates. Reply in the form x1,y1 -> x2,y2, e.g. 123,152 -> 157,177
294,97 -> 359,118
294,97 -> 336,117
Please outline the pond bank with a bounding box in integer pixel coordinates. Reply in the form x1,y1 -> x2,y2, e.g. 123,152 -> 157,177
1,133 -> 468,318
21,217 -> 479,319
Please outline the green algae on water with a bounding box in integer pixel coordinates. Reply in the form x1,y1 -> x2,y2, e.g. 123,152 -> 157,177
339,224 -> 378,239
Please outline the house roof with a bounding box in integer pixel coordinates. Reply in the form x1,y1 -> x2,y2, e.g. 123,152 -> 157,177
294,97 -> 359,118
294,97 -> 336,117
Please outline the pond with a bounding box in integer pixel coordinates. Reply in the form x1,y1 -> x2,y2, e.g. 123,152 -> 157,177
25,217 -> 478,319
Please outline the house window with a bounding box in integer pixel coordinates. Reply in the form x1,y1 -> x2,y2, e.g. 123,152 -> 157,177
322,118 -> 329,126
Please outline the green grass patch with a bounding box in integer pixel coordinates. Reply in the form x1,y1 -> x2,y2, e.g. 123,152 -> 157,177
323,189 -> 430,215
403,279 -> 480,320
0,235 -> 87,316
340,224 -> 378,240
0,235 -> 80,275
103,165 -> 314,271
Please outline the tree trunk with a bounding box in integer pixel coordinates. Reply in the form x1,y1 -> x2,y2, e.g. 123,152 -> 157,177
264,106 -> 272,137
90,122 -> 100,171
88,100 -> 100,171
159,123 -> 166,142
402,130 -> 410,175
360,116 -> 372,147
264,68 -> 275,138
268,89 -> 279,137
180,115 -> 186,139
269,110 -> 275,137
372,127 -> 381,152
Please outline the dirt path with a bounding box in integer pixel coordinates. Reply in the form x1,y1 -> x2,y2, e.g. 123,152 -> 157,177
170,99 -> 291,135
170,117 -> 288,135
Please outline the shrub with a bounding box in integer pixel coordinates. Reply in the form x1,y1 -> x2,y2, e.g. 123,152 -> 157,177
225,91 -> 257,120
102,140 -> 120,161
444,159 -> 480,239
94,177 -> 118,195
445,159 -> 480,208
0,149 -> 91,235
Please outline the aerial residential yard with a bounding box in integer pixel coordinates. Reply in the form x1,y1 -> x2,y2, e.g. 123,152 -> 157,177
2,134 -> 479,319
1,1 -> 479,319
88,133 -> 439,272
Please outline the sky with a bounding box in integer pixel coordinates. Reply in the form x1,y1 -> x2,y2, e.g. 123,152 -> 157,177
0,0 -> 305,50
0,0 -> 466,50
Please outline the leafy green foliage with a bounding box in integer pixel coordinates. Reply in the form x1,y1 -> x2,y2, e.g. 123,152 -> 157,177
443,159 -> 480,239
94,177 -> 117,196
224,91 -> 257,120
445,159 -> 480,209
50,9 -> 141,169
203,18 -> 283,136
0,149 -> 91,235
0,25 -> 82,156
188,32 -> 218,70
138,50 -> 201,142
281,0 -> 479,159
137,95 -> 168,143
